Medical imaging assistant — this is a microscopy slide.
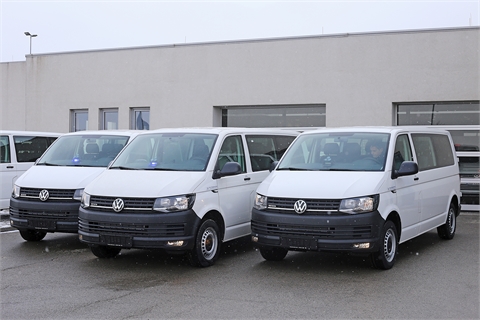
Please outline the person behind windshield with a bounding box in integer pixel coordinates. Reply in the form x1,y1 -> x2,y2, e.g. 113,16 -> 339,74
368,140 -> 386,163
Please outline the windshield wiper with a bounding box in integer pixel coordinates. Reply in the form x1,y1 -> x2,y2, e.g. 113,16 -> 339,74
110,166 -> 138,170
37,162 -> 60,166
277,167 -> 311,171
144,167 -> 179,171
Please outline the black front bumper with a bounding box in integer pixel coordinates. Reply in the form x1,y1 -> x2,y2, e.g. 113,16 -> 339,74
9,197 -> 80,233
78,207 -> 201,251
251,208 -> 385,253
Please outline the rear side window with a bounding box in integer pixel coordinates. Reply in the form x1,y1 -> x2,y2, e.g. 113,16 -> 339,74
411,133 -> 454,171
0,135 -> 11,163
13,136 -> 57,163
246,135 -> 296,171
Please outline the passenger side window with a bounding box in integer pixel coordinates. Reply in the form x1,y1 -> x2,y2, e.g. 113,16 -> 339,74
246,135 -> 295,172
412,134 -> 454,171
393,134 -> 413,171
0,136 -> 11,163
217,135 -> 246,173
13,136 -> 57,163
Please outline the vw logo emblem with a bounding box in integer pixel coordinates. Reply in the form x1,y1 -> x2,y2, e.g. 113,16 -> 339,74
39,189 -> 49,202
112,198 -> 124,212
294,200 -> 307,214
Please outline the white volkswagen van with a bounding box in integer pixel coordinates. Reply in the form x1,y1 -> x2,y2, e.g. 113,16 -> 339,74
251,127 -> 461,269
1,131 -> 60,209
10,131 -> 138,241
78,128 -> 298,267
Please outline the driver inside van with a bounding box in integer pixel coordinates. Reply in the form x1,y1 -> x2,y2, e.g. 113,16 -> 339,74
369,140 -> 386,163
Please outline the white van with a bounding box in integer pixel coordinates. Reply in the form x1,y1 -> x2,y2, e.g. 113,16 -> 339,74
10,131 -> 138,241
1,131 -> 60,209
78,128 -> 298,267
251,127 -> 461,269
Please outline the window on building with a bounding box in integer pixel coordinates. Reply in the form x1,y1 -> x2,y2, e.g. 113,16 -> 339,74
219,104 -> 326,128
130,107 -> 150,130
71,110 -> 88,132
100,109 -> 118,130
396,102 -> 479,126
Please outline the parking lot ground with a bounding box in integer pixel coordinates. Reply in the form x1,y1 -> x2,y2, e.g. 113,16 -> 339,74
0,213 -> 479,319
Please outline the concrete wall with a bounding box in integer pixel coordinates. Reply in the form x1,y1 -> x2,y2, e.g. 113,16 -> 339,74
1,27 -> 479,132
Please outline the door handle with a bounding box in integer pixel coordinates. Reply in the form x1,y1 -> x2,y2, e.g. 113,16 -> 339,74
7,166 -> 14,169
244,177 -> 251,181
414,177 -> 419,181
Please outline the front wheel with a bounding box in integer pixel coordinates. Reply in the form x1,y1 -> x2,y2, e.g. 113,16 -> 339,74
259,246 -> 288,261
188,219 -> 221,267
437,202 -> 457,240
371,221 -> 398,270
90,245 -> 121,258
19,229 -> 47,242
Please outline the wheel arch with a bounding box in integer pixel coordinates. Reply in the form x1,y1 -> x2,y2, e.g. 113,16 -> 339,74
202,210 -> 225,241
385,211 -> 402,241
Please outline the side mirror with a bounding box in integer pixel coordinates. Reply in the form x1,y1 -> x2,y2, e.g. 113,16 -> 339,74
269,161 -> 279,172
392,161 -> 418,179
213,162 -> 242,179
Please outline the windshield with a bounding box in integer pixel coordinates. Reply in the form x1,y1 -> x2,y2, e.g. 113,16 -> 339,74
37,135 -> 130,167
111,133 -> 217,171
277,132 -> 390,171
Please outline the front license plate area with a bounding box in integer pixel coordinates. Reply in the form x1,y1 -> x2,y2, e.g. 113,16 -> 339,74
100,235 -> 132,248
282,237 -> 318,250
29,220 -> 56,230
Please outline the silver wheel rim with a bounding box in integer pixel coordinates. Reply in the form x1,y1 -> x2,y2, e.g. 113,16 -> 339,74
447,207 -> 456,234
383,228 -> 396,263
201,227 -> 218,260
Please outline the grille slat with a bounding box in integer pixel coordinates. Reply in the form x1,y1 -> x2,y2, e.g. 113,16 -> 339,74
9,207 -> 77,222
19,187 -> 75,201
90,196 -> 155,212
78,218 -> 185,237
267,197 -> 341,214
252,221 -> 371,239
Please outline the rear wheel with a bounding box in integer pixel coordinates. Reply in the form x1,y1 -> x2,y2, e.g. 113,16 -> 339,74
90,245 -> 121,258
259,246 -> 288,261
19,229 -> 47,242
437,202 -> 457,240
371,221 -> 398,270
188,219 -> 221,267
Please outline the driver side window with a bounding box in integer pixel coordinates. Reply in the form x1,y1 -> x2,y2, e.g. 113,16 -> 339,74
216,135 -> 246,172
393,134 -> 413,171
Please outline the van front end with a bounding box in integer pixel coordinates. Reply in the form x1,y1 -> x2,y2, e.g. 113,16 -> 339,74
251,194 -> 385,255
77,193 -> 201,255
9,186 -> 82,241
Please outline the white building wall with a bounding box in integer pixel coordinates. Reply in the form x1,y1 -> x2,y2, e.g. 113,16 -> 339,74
0,27 -> 479,132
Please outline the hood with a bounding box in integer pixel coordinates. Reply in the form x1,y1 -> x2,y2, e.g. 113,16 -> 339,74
15,166 -> 106,189
257,170 -> 387,199
84,169 -> 208,197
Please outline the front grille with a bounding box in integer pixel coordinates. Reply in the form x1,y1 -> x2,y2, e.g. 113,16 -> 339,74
89,196 -> 155,212
19,187 -> 75,201
9,207 -> 77,222
461,183 -> 480,192
251,220 -> 372,239
267,197 -> 341,214
78,218 -> 185,237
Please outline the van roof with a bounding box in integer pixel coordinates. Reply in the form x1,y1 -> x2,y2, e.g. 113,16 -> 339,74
133,127 -> 300,136
0,130 -> 62,136
299,126 -> 452,135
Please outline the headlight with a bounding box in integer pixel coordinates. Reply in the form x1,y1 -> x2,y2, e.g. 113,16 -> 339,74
73,189 -> 84,201
12,185 -> 20,198
254,193 -> 267,210
339,195 -> 378,214
153,194 -> 195,212
81,192 -> 91,208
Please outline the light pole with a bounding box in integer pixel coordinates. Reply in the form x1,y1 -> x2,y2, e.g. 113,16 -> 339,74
24,32 -> 37,55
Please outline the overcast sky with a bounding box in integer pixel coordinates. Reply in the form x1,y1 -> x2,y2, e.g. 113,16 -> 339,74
1,0 -> 479,63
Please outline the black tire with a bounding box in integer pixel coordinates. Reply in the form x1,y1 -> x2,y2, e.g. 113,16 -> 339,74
259,246 -> 288,261
19,229 -> 47,242
188,219 -> 221,267
437,202 -> 457,240
371,220 -> 398,270
90,245 -> 121,258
